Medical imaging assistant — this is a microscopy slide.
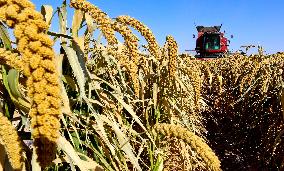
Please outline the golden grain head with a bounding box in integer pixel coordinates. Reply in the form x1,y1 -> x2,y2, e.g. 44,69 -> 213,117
0,48 -> 24,71
154,123 -> 221,171
166,35 -> 178,79
70,0 -> 117,45
0,113 -> 24,171
111,21 -> 139,64
0,0 -> 62,167
116,15 -> 160,59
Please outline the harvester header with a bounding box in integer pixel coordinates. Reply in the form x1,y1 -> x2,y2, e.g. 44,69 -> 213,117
196,26 -> 221,33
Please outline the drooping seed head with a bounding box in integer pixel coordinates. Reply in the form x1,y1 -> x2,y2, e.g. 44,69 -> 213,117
116,15 -> 160,60
70,0 -> 117,45
0,0 -> 62,167
0,113 -> 24,171
166,35 -> 178,79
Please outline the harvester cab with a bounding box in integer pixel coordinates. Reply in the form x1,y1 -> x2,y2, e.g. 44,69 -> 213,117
194,25 -> 230,59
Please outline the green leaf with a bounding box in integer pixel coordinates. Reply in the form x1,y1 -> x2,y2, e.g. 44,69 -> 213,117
62,75 -> 77,90
0,22 -> 12,50
153,154 -> 163,171
2,67 -> 30,112
70,132 -> 81,150
8,69 -> 24,99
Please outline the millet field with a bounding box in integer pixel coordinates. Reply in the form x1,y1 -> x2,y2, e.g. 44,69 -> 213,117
0,0 -> 283,171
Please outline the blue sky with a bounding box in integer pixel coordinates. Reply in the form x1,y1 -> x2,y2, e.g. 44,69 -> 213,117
34,0 -> 284,54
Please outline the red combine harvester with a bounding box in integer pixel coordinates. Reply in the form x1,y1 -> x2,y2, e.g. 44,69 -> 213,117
194,25 -> 231,60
